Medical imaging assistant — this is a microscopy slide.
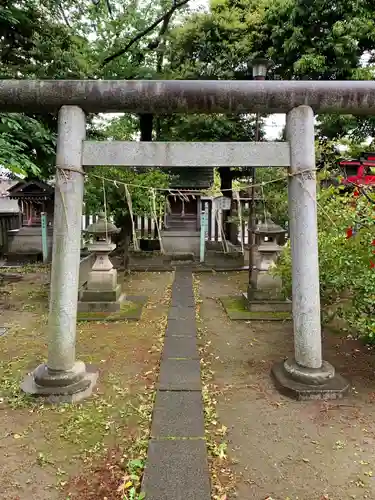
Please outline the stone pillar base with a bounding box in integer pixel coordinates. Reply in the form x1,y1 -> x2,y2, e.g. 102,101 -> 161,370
20,361 -> 98,404
271,359 -> 349,401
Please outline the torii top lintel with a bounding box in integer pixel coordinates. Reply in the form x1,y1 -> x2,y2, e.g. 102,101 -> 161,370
1,80 -> 375,115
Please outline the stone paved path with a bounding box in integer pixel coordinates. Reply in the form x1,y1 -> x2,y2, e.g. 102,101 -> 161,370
142,269 -> 211,500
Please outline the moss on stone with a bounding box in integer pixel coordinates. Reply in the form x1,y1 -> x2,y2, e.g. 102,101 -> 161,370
220,296 -> 292,321
222,296 -> 247,312
77,299 -> 146,322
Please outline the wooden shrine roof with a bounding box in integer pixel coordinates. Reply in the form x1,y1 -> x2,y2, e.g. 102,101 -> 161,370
7,180 -> 54,200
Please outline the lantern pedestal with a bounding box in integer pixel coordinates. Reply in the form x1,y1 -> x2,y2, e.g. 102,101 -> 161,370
78,286 -> 123,312
243,290 -> 292,321
78,245 -> 124,313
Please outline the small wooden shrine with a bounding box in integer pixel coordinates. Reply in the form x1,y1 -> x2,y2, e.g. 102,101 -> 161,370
161,167 -> 214,256
6,180 -> 55,263
7,180 -> 54,226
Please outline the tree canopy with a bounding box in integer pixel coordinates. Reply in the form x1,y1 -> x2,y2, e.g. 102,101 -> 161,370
1,0 -> 375,193
0,0 -> 191,177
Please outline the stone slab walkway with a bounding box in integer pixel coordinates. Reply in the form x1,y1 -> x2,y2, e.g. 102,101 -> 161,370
142,269 -> 211,500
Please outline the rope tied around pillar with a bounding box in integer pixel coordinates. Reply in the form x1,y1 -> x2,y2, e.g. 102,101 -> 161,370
56,164 -> 86,228
56,164 -> 85,176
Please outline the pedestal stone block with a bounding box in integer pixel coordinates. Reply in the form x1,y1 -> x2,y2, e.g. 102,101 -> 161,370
77,295 -> 125,313
250,269 -> 283,291
247,300 -> 292,313
243,289 -> 292,319
87,268 -> 118,291
79,284 -> 122,303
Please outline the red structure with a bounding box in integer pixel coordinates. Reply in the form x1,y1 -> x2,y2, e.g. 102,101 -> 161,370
339,152 -> 375,188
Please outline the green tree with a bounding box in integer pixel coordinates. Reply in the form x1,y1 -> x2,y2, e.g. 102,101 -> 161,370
0,0 -> 191,178
0,0 -> 93,80
0,114 -> 55,178
167,0 -> 375,138
0,0 -> 93,178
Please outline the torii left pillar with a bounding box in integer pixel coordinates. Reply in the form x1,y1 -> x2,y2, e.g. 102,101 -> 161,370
21,106 -> 98,403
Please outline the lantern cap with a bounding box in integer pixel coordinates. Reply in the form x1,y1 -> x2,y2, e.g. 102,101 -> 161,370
85,212 -> 120,235
250,57 -> 273,68
254,220 -> 286,236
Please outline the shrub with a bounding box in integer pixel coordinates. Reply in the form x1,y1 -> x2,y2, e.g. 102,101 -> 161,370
274,185 -> 375,342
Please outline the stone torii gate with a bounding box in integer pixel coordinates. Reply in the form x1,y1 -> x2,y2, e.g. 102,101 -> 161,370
3,79 -> 374,401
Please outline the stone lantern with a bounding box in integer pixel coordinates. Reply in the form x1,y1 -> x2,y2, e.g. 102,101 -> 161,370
245,220 -> 291,316
249,220 -> 287,293
78,212 -> 123,313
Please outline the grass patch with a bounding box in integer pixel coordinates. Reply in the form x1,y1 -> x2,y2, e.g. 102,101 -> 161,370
0,270 -> 173,499
0,355 -> 150,464
0,263 -> 50,274
220,296 -> 292,321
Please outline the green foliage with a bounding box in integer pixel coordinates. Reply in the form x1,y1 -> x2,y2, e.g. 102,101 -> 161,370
0,0 -> 189,179
274,186 -> 375,342
0,0 -> 92,79
0,113 -> 56,178
168,0 -> 375,141
158,114 -> 263,142
0,0 -> 93,178
84,167 -> 170,227
98,115 -> 139,141
256,168 -> 289,227
168,0 -> 375,80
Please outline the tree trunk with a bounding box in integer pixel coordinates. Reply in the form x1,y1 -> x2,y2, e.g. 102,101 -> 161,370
138,114 -> 154,173
139,114 -> 153,141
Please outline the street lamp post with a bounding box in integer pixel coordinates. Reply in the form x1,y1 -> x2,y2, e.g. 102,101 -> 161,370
248,57 -> 271,294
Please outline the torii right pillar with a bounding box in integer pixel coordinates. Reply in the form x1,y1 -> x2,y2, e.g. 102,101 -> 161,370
271,106 -> 349,400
